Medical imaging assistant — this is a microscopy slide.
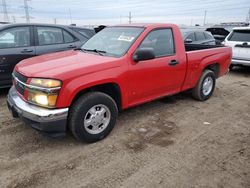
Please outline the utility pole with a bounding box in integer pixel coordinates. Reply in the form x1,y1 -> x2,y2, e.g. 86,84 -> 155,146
190,18 -> 193,26
1,0 -> 9,22
128,12 -> 132,24
12,15 -> 16,23
203,10 -> 207,26
246,8 -> 250,24
23,0 -> 32,23
69,8 -> 72,24
54,18 -> 57,24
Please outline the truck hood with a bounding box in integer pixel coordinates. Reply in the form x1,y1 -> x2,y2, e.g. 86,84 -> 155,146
16,50 -> 121,80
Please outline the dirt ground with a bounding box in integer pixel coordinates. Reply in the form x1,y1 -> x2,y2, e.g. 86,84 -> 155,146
0,67 -> 250,188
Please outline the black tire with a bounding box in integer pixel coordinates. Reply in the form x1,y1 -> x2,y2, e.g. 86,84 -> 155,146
69,92 -> 118,143
192,69 -> 216,101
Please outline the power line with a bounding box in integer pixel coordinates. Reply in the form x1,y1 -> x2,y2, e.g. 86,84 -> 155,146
1,0 -> 248,24
133,5 -> 249,24
27,1 -> 249,18
61,0 -> 248,12
157,1 -> 248,11
149,5 -> 249,17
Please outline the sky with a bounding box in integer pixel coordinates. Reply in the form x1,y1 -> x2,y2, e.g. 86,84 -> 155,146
0,0 -> 250,26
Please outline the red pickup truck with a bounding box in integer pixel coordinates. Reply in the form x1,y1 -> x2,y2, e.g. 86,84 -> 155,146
7,23 -> 232,142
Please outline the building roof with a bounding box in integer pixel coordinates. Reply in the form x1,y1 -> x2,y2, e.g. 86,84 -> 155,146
233,27 -> 250,30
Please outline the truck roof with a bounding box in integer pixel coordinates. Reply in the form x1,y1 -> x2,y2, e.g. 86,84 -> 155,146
113,23 -> 177,28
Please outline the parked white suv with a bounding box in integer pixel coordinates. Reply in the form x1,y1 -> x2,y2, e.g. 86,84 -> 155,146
224,27 -> 250,69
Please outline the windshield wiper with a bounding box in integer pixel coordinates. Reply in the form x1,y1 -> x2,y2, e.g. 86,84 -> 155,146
82,48 -> 106,56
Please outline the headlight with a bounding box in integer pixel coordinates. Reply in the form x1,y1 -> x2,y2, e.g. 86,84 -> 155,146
30,78 -> 61,88
27,78 -> 62,108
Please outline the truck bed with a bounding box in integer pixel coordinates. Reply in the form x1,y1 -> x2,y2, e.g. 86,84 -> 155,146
185,44 -> 225,52
182,45 -> 232,91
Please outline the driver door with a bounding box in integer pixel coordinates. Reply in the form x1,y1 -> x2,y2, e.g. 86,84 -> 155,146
128,28 -> 184,105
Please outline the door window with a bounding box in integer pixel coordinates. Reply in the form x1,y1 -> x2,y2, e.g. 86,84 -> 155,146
37,27 -> 63,45
71,28 -> 95,38
187,32 -> 196,41
195,32 -> 206,41
138,29 -> 175,57
63,30 -> 76,43
0,27 -> 30,49
204,32 -> 214,40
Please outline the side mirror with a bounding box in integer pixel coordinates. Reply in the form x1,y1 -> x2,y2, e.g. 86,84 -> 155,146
133,48 -> 155,62
185,38 -> 193,43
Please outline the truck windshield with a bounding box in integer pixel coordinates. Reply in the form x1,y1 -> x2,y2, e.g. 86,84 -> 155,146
81,27 -> 144,57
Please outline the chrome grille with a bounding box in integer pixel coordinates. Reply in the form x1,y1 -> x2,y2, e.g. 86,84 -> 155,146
13,70 -> 28,95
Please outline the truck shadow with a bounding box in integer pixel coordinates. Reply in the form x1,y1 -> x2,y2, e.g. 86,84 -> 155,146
0,87 -> 10,97
230,66 -> 250,77
122,90 -> 193,114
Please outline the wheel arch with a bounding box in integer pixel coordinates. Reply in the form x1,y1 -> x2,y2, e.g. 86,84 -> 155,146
203,63 -> 220,78
70,82 -> 122,111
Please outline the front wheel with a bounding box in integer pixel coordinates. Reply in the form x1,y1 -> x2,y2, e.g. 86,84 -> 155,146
192,70 -> 216,101
69,92 -> 118,143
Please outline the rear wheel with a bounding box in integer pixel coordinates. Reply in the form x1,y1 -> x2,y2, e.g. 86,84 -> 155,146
192,69 -> 216,101
69,92 -> 118,143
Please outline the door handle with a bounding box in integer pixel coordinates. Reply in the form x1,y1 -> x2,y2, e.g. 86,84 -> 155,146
169,60 -> 179,66
21,49 -> 33,53
67,45 -> 77,49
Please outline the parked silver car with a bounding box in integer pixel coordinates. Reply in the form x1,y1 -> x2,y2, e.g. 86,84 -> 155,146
224,27 -> 250,69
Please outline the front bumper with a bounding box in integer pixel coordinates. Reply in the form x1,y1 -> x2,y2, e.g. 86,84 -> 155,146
7,87 -> 69,137
231,58 -> 250,66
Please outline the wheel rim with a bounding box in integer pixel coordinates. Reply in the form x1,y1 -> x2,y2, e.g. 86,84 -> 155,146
202,76 -> 213,96
84,104 -> 111,135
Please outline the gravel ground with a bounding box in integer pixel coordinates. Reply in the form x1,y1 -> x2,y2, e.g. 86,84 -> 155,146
0,67 -> 250,188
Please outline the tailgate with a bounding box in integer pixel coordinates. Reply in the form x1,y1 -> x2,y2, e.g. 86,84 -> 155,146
233,42 -> 250,60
